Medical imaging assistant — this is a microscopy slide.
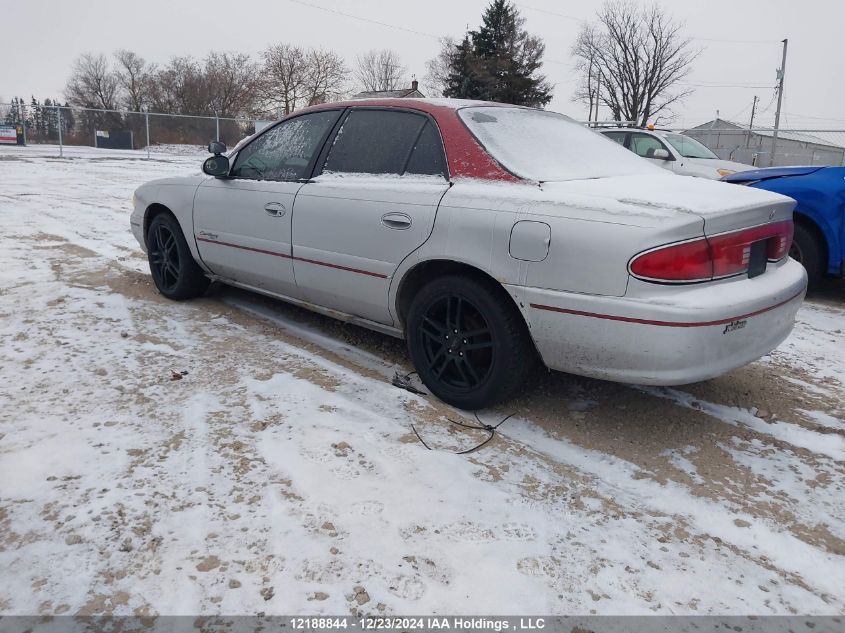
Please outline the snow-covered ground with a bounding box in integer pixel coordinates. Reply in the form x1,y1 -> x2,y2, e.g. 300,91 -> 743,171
1,144 -> 844,616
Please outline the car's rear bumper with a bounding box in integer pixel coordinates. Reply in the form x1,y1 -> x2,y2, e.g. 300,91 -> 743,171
515,258 -> 808,385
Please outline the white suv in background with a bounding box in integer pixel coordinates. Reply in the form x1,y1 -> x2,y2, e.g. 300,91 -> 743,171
599,128 -> 753,180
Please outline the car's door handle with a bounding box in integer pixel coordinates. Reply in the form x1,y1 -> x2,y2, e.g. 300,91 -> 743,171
264,202 -> 286,217
381,212 -> 412,230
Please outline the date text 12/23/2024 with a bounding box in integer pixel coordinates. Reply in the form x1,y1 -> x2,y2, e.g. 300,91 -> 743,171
289,617 -> 546,631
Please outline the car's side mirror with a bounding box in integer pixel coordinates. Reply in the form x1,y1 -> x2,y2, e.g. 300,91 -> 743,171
208,141 -> 227,155
653,148 -> 673,160
203,154 -> 230,177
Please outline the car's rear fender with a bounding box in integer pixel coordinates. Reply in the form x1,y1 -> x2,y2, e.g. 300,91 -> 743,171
520,214 -> 705,297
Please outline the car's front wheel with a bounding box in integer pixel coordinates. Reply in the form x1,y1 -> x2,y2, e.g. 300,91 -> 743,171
406,275 -> 535,410
147,213 -> 210,300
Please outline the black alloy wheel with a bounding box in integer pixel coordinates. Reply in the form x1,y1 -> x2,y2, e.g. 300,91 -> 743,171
407,275 -> 535,410
146,213 -> 210,300
418,293 -> 495,393
149,222 -> 181,294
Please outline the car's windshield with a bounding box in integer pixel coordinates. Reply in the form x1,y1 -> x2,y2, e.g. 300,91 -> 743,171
458,107 -> 662,182
664,133 -> 719,159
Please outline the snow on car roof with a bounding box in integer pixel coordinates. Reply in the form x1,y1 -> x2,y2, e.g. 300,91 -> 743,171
300,97 -> 515,115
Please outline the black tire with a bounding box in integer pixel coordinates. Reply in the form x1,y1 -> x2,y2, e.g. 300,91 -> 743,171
146,213 -> 210,300
790,222 -> 824,287
406,275 -> 535,410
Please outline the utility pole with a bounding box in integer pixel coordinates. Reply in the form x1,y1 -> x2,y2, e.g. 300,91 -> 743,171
57,105 -> 63,158
746,95 -> 758,148
769,38 -> 788,167
594,74 -> 602,125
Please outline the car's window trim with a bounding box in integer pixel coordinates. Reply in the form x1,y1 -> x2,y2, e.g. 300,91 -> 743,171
229,108 -> 344,183
313,106 -> 450,180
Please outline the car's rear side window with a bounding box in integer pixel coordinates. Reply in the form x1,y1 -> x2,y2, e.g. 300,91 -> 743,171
405,122 -> 447,176
321,109 -> 446,177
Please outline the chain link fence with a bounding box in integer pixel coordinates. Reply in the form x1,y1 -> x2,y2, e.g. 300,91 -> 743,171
678,127 -> 845,167
2,102 -> 844,167
0,102 -> 269,158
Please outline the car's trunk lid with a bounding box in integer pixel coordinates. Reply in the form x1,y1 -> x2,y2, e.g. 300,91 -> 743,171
539,173 -> 796,236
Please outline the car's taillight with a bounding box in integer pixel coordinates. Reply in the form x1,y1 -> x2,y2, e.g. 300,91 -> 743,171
630,238 -> 713,282
629,220 -> 793,283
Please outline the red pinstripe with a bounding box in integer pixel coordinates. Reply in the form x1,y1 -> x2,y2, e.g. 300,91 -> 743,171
196,236 -> 388,279
529,289 -> 804,328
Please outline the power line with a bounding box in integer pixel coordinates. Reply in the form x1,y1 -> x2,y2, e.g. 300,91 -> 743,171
783,111 -> 845,123
286,0 -> 440,40
516,3 -> 583,22
516,3 -> 781,44
677,82 -> 774,88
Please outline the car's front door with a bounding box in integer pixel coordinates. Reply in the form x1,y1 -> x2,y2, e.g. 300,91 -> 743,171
292,108 -> 451,324
193,109 -> 341,297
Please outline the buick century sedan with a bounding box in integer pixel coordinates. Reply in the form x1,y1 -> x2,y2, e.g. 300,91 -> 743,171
131,99 -> 807,409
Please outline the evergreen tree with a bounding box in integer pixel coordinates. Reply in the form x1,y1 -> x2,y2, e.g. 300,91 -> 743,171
444,36 -> 484,100
4,97 -> 20,126
61,102 -> 75,139
442,0 -> 552,107
30,96 -> 42,140
43,98 -> 58,140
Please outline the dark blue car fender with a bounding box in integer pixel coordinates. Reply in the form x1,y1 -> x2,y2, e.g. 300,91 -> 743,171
723,166 -> 845,276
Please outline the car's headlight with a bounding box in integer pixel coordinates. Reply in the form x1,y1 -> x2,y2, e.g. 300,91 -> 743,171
717,169 -> 735,177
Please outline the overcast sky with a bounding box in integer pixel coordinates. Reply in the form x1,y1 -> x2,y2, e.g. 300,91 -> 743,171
2,0 -> 844,128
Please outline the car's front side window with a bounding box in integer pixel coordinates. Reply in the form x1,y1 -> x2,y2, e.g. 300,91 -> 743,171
665,133 -> 719,159
231,110 -> 340,181
321,109 -> 444,177
630,133 -> 670,159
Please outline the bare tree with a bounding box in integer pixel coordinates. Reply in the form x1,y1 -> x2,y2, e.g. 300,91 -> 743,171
205,51 -> 261,116
147,56 -> 209,115
571,1 -> 699,126
260,44 -> 311,115
354,49 -> 406,92
114,49 -> 154,111
303,48 -> 348,106
65,53 -> 120,109
260,44 -> 348,115
423,37 -> 455,97
571,26 -> 599,121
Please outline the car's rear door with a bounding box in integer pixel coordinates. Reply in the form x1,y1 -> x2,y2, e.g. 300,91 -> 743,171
292,108 -> 450,325
192,109 -> 341,298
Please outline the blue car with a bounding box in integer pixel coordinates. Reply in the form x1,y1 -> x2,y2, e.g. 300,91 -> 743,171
722,166 -> 845,286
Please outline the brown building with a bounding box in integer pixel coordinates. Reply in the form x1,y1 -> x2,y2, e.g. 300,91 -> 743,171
352,80 -> 425,100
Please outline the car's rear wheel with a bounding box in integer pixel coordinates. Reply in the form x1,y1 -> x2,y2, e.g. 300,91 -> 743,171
406,275 -> 535,410
790,222 -> 824,287
147,213 -> 210,300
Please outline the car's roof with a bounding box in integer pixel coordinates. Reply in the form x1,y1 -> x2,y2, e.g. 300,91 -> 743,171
299,97 -> 515,117
599,127 -> 678,137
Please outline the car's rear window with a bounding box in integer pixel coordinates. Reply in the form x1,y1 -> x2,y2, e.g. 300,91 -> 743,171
458,106 -> 661,182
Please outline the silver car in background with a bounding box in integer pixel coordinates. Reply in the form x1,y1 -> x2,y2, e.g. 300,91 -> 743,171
131,99 -> 806,409
600,127 -> 753,179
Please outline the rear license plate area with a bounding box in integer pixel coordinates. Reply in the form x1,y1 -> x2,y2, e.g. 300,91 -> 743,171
747,240 -> 767,278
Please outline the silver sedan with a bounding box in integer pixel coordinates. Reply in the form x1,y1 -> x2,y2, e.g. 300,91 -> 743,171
131,98 -> 807,409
